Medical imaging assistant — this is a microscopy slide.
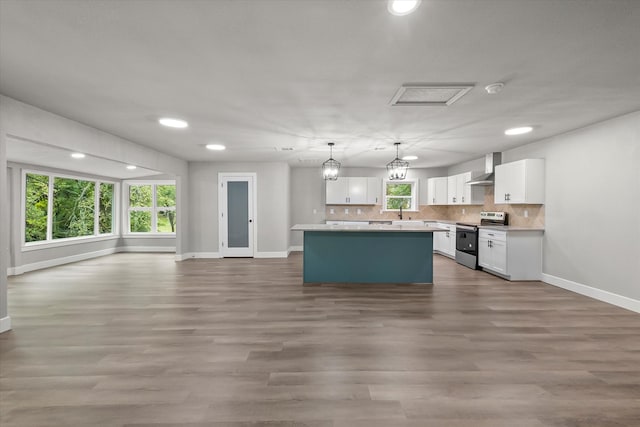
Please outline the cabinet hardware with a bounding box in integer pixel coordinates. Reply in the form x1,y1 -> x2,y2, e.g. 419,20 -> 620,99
462,196 -> 465,202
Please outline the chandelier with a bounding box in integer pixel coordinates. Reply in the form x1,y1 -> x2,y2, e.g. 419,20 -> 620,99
386,142 -> 409,180
321,142 -> 340,180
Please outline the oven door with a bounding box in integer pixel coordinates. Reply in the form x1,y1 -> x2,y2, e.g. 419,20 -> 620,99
456,226 -> 478,255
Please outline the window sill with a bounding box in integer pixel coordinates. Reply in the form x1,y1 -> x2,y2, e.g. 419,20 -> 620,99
22,235 -> 119,252
383,210 -> 420,213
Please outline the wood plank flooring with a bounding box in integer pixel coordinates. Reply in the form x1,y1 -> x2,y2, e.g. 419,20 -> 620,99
1,253 -> 639,426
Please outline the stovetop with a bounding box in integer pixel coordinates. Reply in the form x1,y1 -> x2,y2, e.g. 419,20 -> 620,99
456,221 -> 481,227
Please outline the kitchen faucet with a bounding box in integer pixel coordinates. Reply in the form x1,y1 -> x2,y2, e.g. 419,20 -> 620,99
398,205 -> 403,220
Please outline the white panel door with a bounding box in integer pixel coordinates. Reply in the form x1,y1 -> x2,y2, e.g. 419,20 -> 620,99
219,174 -> 255,257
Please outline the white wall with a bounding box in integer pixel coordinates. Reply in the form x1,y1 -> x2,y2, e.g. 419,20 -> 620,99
0,129 -> 9,331
502,111 -> 640,302
188,162 -> 291,256
290,168 -> 327,247
444,111 -> 640,308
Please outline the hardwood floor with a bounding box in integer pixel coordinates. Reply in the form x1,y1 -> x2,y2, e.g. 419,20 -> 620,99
1,253 -> 639,426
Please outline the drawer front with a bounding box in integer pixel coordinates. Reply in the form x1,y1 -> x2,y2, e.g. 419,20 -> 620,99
479,229 -> 506,242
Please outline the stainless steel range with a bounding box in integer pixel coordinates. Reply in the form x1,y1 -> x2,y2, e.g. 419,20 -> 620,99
455,211 -> 508,269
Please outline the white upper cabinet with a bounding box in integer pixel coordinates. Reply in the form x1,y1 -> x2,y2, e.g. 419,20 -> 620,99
326,177 -> 381,205
494,159 -> 545,204
427,177 -> 448,205
326,178 -> 349,204
366,177 -> 381,205
447,172 -> 484,205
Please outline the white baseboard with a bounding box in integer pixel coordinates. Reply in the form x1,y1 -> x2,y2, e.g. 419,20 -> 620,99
7,246 -> 177,275
288,246 -> 303,253
0,316 -> 11,334
542,273 -> 640,314
120,246 -> 175,253
8,247 -> 120,275
179,252 -> 221,259
254,251 -> 288,258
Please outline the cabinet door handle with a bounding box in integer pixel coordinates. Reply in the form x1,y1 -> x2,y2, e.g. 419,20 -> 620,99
462,196 -> 465,203
433,197 -> 435,204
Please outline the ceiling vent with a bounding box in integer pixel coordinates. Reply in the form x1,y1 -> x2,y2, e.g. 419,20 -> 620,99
390,84 -> 475,106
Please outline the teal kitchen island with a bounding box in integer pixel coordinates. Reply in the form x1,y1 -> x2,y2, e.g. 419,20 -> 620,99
291,223 -> 446,284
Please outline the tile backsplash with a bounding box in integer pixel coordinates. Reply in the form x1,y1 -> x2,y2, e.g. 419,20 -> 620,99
325,186 -> 544,228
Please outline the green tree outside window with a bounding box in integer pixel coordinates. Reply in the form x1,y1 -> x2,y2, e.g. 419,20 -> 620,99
52,178 -> 95,239
25,174 -> 49,242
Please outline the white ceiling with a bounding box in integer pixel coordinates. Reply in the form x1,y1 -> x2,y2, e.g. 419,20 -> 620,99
1,0 -> 639,170
6,137 -> 162,179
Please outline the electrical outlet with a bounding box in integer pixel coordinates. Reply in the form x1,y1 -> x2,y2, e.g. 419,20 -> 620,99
344,208 -> 349,214
330,208 -> 334,214
357,208 -> 362,215
462,208 -> 466,215
524,210 -> 529,218
312,208 -> 317,214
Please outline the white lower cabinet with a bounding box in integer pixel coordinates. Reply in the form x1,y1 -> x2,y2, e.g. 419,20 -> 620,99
433,223 -> 456,258
478,231 -> 507,275
478,229 -> 543,280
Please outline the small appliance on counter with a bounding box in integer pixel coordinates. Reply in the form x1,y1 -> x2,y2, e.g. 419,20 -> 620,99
455,211 -> 508,269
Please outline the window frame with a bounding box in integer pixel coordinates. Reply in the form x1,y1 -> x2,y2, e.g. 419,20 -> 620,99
21,168 -> 118,250
383,179 -> 419,212
124,180 -> 177,236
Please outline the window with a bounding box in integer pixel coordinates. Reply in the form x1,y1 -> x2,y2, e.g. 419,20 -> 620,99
127,182 -> 176,234
384,180 -> 418,211
23,171 -> 116,245
25,173 -> 49,243
52,177 -> 95,239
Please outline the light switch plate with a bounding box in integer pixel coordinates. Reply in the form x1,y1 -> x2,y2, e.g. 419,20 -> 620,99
344,208 -> 349,214
357,208 -> 362,215
312,208 -> 317,214
524,210 -> 529,218
330,208 -> 334,214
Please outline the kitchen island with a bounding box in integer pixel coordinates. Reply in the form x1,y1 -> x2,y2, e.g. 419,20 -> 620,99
291,223 -> 446,284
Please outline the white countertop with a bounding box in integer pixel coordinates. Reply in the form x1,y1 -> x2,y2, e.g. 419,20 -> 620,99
292,224 -> 447,233
478,225 -> 545,231
326,219 -> 543,231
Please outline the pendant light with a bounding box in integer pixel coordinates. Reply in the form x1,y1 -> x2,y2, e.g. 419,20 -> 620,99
386,142 -> 409,180
322,142 -> 340,180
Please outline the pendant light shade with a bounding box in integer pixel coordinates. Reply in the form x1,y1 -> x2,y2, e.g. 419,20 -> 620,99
387,142 -> 409,180
322,142 -> 340,180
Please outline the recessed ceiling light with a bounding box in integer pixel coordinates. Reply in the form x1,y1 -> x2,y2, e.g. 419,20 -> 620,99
71,152 -> 85,159
485,82 -> 505,94
158,117 -> 189,128
505,126 -> 533,136
126,165 -> 137,170
388,0 -> 421,16
206,144 -> 226,151
402,155 -> 418,161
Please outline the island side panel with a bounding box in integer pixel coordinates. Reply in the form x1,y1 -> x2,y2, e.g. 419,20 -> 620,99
303,231 -> 433,284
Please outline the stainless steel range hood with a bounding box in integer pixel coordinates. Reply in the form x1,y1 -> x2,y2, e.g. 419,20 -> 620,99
466,152 -> 502,186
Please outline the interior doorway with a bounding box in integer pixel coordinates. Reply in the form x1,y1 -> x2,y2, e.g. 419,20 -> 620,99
218,173 -> 256,257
